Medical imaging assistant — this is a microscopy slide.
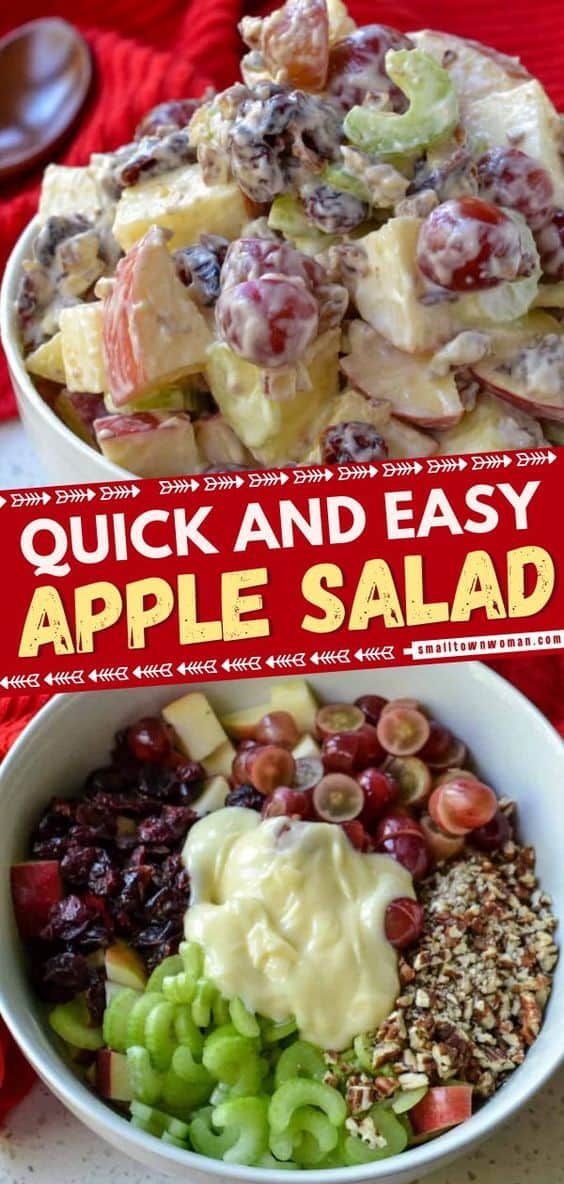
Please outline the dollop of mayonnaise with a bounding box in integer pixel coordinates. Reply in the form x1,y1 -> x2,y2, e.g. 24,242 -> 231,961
183,808 -> 414,1050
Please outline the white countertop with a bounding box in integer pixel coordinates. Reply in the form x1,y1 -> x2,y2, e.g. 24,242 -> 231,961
0,418 -> 563,1183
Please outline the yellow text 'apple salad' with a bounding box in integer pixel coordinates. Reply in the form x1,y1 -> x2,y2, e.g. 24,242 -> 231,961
182,805 -> 414,1050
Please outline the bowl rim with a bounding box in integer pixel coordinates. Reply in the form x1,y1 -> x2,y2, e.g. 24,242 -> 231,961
0,216 -> 128,480
0,662 -> 563,1181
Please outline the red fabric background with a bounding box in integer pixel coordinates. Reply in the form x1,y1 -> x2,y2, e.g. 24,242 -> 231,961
0,0 -> 563,1119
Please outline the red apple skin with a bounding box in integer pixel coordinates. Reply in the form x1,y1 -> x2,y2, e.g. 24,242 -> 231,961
96,1049 -> 133,1101
471,367 -> 564,424
410,1085 -> 473,1135
391,408 -> 464,430
340,358 -> 464,430
10,861 -> 63,938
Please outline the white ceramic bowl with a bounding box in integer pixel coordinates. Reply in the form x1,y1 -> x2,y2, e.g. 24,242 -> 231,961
0,218 -> 128,484
0,663 -> 563,1183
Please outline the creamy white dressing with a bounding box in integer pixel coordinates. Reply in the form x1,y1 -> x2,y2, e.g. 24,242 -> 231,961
182,807 -> 413,1050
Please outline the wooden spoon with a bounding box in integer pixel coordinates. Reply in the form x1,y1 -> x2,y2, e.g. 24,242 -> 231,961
0,18 -> 92,182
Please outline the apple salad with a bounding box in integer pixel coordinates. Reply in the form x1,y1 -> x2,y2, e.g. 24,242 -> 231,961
16,0 -> 564,478
11,682 -> 558,1168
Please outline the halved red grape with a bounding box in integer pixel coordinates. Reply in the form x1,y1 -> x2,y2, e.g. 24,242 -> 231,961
470,809 -> 512,852
357,768 -> 398,823
127,717 -> 172,763
255,711 -> 300,748
435,767 -> 478,787
384,897 -> 424,949
313,774 -> 364,822
535,209 -> 564,280
262,786 -> 313,820
216,275 -> 319,368
322,731 -> 362,775
387,757 -> 432,807
232,745 -> 260,785
379,834 -> 430,880
326,25 -> 412,110
248,745 -> 296,795
428,778 -> 497,836
354,694 -> 388,726
293,756 -> 324,792
418,723 -> 467,771
417,196 -> 535,292
355,723 -> 386,769
375,812 -> 426,845
420,814 -> 465,862
316,703 -> 365,739
340,819 -> 369,850
477,148 -> 554,230
380,698 -> 421,716
376,707 -> 431,757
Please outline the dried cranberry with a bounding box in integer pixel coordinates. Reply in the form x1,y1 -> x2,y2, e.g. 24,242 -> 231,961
84,970 -> 106,1027
88,852 -> 121,897
138,761 -> 204,804
321,422 -> 388,465
175,238 -> 229,306
32,836 -> 68,860
60,846 -> 101,887
41,895 -> 111,949
135,97 -> 204,139
115,131 -> 195,189
84,766 -> 134,798
225,784 -> 264,811
34,215 -> 91,267
138,805 -> 196,848
40,952 -> 91,1002
302,184 -> 367,234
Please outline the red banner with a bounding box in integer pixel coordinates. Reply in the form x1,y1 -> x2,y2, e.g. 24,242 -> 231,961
0,447 -> 562,694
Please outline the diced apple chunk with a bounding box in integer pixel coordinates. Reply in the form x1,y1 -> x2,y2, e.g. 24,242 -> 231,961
56,390 -> 106,446
472,334 -> 564,422
205,329 -> 341,466
102,226 -> 212,407
195,415 -> 253,467
383,417 -> 438,458
270,680 -> 318,733
59,303 -> 107,393
39,164 -> 108,222
351,220 -> 456,353
10,861 -> 63,938
409,30 -> 529,106
202,740 -> 237,778
436,393 -> 547,453
112,163 -> 249,252
304,388 -> 437,462
464,81 -> 564,205
26,333 -> 65,385
163,692 -> 228,762
327,0 -> 356,42
97,1049 -> 133,1102
221,702 -> 271,739
342,322 -> 464,428
193,775 -> 231,816
94,411 -> 202,477
292,734 -> 321,759
105,941 -> 147,991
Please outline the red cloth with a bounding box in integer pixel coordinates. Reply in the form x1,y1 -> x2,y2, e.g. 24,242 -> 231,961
0,0 -> 564,414
1,0 -> 564,1121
